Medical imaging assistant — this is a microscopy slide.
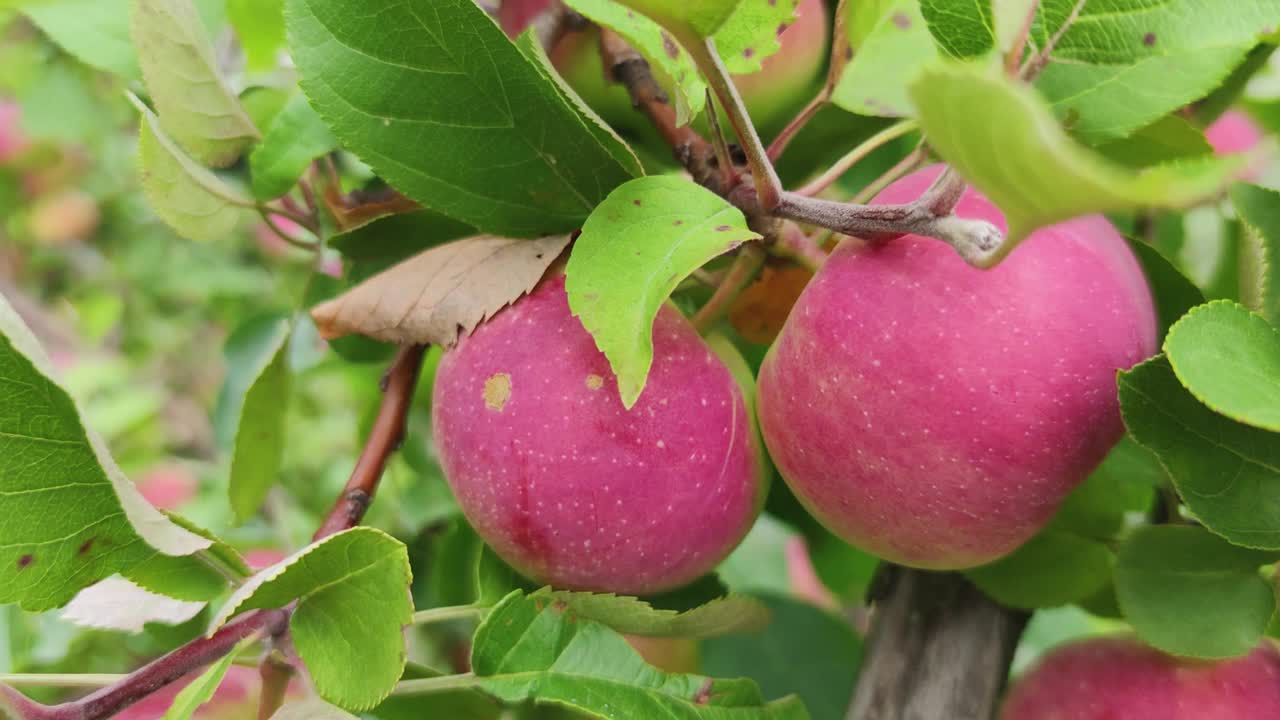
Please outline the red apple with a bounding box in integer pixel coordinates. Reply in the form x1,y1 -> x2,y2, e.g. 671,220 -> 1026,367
1206,110 -> 1263,156
432,276 -> 765,594
756,166 -> 1158,569
1002,636 -> 1280,719
136,465 -> 198,511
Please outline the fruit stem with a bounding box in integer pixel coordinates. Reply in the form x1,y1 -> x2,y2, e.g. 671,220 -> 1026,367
686,38 -> 784,211
770,224 -> 828,272
1004,0 -> 1042,76
411,604 -> 485,626
703,89 -> 742,190
794,120 -> 919,198
393,672 -> 481,696
850,143 -> 928,204
692,244 -> 767,333
767,0 -> 853,162
256,649 -> 294,720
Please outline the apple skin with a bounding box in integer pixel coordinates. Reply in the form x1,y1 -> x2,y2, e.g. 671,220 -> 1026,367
756,166 -> 1158,570
1002,636 -> 1280,720
1206,110 -> 1263,156
432,276 -> 765,595
136,465 -> 198,510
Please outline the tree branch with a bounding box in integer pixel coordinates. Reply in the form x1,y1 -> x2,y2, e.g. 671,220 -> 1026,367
767,0 -> 853,162
846,568 -> 1027,720
0,610 -> 289,720
314,344 -> 428,541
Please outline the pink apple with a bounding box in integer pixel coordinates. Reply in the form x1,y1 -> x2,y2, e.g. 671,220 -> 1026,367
1002,636 -> 1280,719
136,466 -> 198,510
27,190 -> 100,245
756,166 -> 1158,569
498,0 -> 552,36
0,100 -> 28,164
1206,110 -> 1263,156
432,276 -> 765,594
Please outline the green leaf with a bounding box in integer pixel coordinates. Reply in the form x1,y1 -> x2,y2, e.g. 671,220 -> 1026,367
329,210 -> 474,263
214,314 -> 292,447
209,528 -> 412,711
229,319 -> 293,523
1164,301 -> 1280,432
132,94 -> 252,242
126,513 -> 250,601
250,92 -> 337,200
534,586 -> 770,638
472,591 -> 812,720
1052,437 -> 1158,539
919,0 -> 995,58
287,0 -> 637,238
700,594 -> 861,720
712,0 -> 801,75
367,664 -> 501,720
1126,238 -> 1206,341
1115,524 -> 1276,658
833,0 -> 939,118
271,697 -> 360,720
1032,0 -> 1280,142
1094,115 -> 1213,169
1231,183 -> 1280,322
1119,355 -> 1280,550
132,0 -> 260,166
162,643 -> 244,720
24,0 -> 141,78
612,0 -> 740,39
565,176 -> 760,407
910,62 -> 1243,266
227,0 -> 285,71
993,0 -> 1037,55
966,530 -> 1113,609
563,0 -> 708,127
0,293 -> 211,611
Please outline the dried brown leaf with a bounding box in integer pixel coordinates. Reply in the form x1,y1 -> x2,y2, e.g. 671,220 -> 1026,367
311,235 -> 571,346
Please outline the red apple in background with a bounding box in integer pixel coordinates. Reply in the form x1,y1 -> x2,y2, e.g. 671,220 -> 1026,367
136,465 -> 198,510
1206,110 -> 1263,156
0,100 -> 28,164
432,276 -> 766,595
756,166 -> 1157,570
1002,636 -> 1280,719
114,666 -> 258,719
27,190 -> 100,245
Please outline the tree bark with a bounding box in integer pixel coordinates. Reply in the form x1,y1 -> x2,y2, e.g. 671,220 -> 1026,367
846,568 -> 1029,720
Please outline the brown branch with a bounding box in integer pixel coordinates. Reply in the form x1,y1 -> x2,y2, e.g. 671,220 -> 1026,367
314,344 -> 428,541
0,610 -> 288,720
846,569 -> 1028,720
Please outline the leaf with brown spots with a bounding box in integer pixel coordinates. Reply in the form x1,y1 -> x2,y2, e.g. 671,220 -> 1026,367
712,0 -> 802,75
311,235 -> 571,346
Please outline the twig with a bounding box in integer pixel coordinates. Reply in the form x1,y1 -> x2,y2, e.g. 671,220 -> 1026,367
794,121 -> 918,198
256,650 -> 294,720
845,568 -> 1027,720
704,89 -> 740,190
393,672 -> 480,696
1019,0 -> 1086,82
1004,1 -> 1042,76
692,245 -> 767,333
685,38 -> 784,211
0,610 -> 288,720
770,224 -> 828,272
313,344 -> 428,541
257,208 -> 320,252
411,604 -> 484,626
767,0 -> 853,162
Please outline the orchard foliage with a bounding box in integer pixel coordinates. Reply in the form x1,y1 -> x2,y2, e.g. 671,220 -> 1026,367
0,0 -> 1278,719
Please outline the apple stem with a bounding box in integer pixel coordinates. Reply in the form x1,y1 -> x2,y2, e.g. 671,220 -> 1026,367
703,89 -> 742,189
850,144 -> 928,204
1019,0 -> 1086,82
1004,0 -> 1042,76
767,0 -> 853,162
692,245 -> 767,334
795,120 -> 919,198
686,38 -> 784,211
256,650 -> 294,720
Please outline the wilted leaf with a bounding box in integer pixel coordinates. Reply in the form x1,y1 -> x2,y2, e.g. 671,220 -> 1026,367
132,0 -> 259,166
311,235 -> 571,346
62,576 -> 206,632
